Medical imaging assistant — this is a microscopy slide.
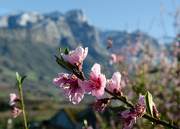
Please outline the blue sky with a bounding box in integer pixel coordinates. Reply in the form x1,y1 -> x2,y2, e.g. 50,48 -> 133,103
0,0 -> 180,40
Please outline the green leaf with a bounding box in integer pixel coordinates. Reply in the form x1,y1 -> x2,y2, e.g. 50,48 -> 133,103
55,55 -> 74,73
169,120 -> 173,125
145,91 -> 154,117
65,47 -> 69,55
59,48 -> 62,54
16,72 -> 21,84
55,55 -> 68,70
60,56 -> 73,71
21,75 -> 27,84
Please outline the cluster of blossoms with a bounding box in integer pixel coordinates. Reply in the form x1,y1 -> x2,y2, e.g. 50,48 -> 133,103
107,39 -> 124,65
9,93 -> 22,118
53,46 -> 107,104
52,46 -> 160,129
118,95 -> 159,129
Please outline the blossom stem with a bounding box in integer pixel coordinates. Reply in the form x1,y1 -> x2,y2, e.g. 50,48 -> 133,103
18,83 -> 28,129
143,114 -> 179,129
105,88 -> 134,109
105,88 -> 180,129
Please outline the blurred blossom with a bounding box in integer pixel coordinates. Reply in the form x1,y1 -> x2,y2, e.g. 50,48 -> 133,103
109,54 -> 117,65
9,93 -> 21,106
175,87 -> 180,92
122,71 -> 127,76
125,79 -> 130,84
174,41 -> 179,47
174,49 -> 179,56
118,56 -> 124,64
13,107 -> 22,118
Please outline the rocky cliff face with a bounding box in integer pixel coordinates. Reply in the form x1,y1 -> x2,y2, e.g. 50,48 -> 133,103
0,10 -> 107,51
0,10 -> 110,84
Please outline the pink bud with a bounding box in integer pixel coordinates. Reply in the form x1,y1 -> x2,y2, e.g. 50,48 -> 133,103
108,39 -> 113,46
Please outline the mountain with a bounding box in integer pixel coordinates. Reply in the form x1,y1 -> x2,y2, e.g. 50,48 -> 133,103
0,10 -> 109,85
0,10 -> 159,96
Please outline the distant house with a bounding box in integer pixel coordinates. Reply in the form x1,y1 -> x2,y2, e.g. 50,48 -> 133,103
42,108 -> 97,129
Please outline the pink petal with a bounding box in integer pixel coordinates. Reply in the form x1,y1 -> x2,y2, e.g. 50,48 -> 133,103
90,63 -> 101,78
92,87 -> 105,99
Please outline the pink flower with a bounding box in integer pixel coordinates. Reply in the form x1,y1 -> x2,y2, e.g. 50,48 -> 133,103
13,107 -> 22,118
106,72 -> 122,94
61,46 -> 88,71
81,63 -> 106,99
52,73 -> 85,104
119,109 -> 136,129
118,56 -> 124,64
90,98 -> 110,113
109,54 -> 117,65
9,93 -> 21,106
